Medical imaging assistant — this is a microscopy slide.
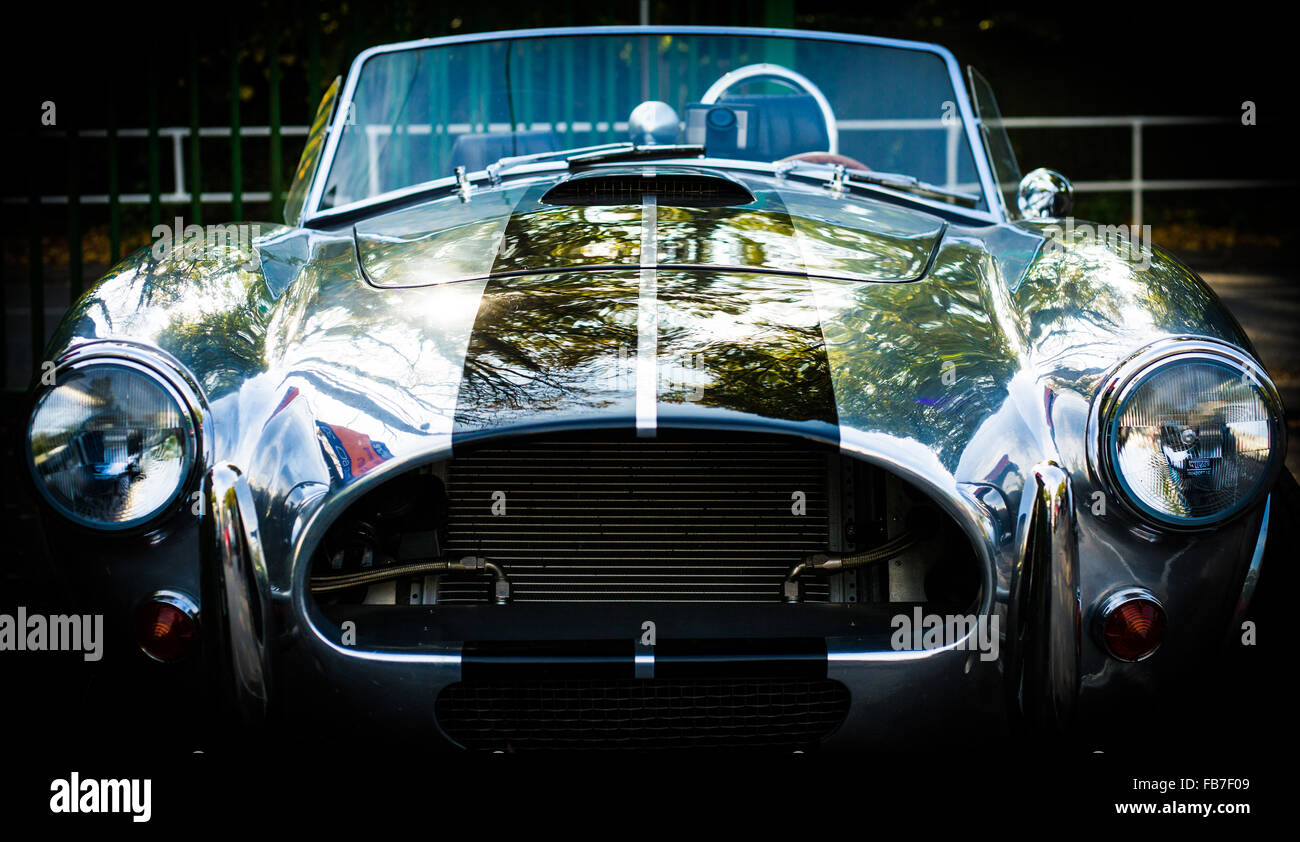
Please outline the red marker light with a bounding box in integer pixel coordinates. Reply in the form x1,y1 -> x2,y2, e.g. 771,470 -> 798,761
1099,591 -> 1166,662
136,592 -> 199,663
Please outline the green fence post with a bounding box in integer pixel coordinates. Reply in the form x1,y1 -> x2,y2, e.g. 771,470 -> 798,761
189,30 -> 203,226
431,46 -> 444,166
349,3 -> 363,68
230,18 -> 243,221
28,130 -> 45,368
148,55 -> 162,230
763,0 -> 795,28
1,241 -> 7,385
586,38 -> 597,146
604,39 -> 615,141
562,31 -> 574,147
307,1 -> 322,118
67,116 -> 82,300
108,94 -> 121,264
520,44 -> 533,130
270,0 -> 283,222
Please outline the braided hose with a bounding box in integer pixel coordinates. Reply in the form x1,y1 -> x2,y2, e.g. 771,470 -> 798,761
817,532 -> 917,572
782,524 -> 923,601
311,556 -> 510,601
311,560 -> 454,593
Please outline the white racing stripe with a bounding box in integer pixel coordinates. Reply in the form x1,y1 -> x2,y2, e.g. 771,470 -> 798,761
636,192 -> 658,438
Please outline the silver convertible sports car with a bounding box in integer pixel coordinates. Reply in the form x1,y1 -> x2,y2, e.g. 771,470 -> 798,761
23,26 -> 1287,751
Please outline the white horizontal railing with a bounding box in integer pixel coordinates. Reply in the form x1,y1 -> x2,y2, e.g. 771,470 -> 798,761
995,115 -> 1253,225
3,125 -> 311,207
3,116 -> 1278,225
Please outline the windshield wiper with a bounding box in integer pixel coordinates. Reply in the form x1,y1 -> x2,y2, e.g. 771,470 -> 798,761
484,143 -> 705,182
566,143 -> 704,167
485,142 -> 631,176
780,160 -> 981,208
853,169 -> 981,207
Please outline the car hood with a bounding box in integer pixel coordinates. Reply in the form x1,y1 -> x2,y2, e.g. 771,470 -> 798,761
353,170 -> 948,287
244,196 -> 1041,485
304,173 -> 1025,466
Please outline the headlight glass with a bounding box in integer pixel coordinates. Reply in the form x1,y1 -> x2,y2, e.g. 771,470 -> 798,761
28,362 -> 195,529
1109,357 -> 1277,525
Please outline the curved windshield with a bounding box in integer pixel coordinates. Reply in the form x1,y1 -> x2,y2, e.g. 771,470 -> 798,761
317,32 -> 988,212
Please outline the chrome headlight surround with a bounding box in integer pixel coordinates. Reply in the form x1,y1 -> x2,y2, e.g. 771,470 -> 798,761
1088,337 -> 1285,530
26,343 -> 208,532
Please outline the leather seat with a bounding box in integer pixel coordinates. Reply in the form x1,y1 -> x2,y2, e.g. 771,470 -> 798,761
449,129 -> 560,172
714,93 -> 830,161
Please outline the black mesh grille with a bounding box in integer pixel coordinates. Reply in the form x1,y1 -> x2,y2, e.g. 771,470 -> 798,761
443,437 -> 832,603
436,678 -> 850,750
541,174 -> 754,207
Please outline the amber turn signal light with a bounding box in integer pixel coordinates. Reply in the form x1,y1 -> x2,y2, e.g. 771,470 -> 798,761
1097,589 -> 1166,662
136,591 -> 199,663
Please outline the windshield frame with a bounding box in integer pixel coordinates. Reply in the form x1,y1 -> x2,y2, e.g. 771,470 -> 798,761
301,25 -> 1004,226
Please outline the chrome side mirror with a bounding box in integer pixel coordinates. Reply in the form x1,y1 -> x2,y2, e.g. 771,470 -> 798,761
1017,168 -> 1073,219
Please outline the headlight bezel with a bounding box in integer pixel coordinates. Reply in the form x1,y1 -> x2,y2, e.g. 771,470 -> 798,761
1088,337 -> 1285,531
26,344 -> 208,533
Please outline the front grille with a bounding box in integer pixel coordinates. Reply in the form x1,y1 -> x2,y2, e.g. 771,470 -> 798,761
443,437 -> 831,603
541,174 -> 754,207
436,678 -> 850,750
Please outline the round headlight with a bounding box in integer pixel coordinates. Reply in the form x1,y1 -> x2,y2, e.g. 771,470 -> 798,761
1096,342 -> 1283,527
27,360 -> 197,530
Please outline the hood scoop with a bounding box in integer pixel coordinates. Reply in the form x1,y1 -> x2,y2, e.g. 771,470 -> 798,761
541,172 -> 754,208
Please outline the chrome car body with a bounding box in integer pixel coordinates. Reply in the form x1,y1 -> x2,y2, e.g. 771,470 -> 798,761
25,26 -> 1285,751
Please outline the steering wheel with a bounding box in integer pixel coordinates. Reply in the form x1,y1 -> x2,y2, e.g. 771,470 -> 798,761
700,63 -> 839,155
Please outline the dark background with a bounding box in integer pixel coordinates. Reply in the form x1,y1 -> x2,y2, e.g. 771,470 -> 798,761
1,0 -> 1293,253
0,2 -> 1293,823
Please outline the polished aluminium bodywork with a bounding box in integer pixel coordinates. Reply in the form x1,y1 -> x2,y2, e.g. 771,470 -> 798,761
28,25 -> 1280,749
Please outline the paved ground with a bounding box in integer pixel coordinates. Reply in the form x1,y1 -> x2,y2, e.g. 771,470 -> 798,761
1202,273 -> 1300,478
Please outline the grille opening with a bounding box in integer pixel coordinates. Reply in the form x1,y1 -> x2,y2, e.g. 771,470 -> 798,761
308,432 -> 981,612
435,677 -> 850,751
541,174 -> 755,208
